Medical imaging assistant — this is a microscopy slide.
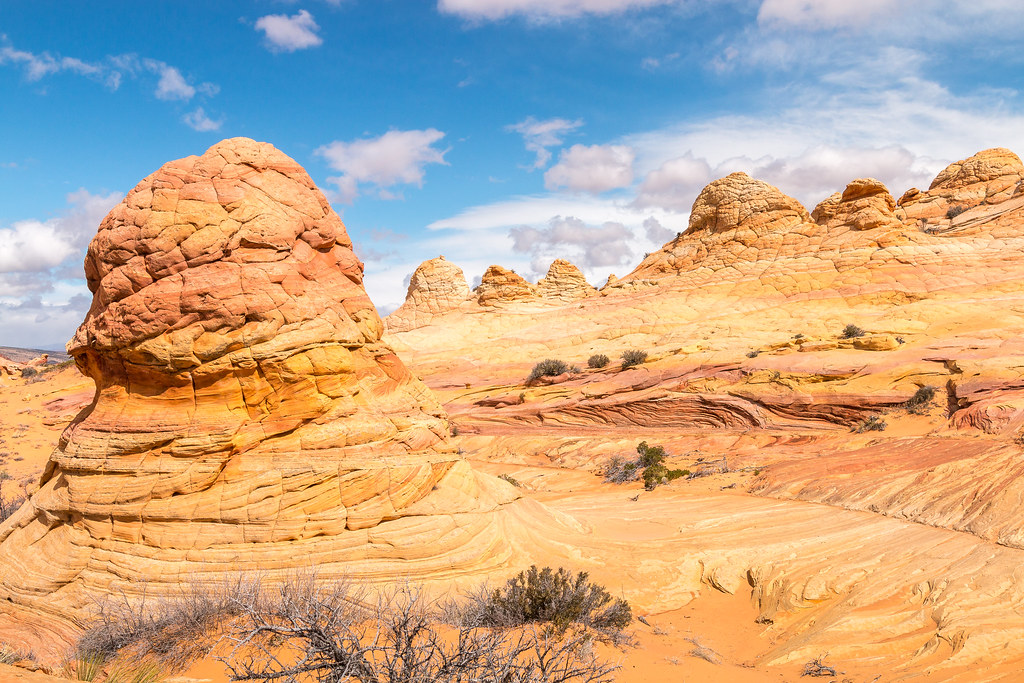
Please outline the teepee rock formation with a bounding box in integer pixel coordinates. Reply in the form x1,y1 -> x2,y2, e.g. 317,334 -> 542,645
475,265 -> 538,305
536,259 -> 597,301
0,138 -> 521,623
385,256 -> 473,334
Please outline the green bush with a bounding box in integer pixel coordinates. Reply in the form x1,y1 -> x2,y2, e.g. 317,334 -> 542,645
641,464 -> 687,491
587,354 -> 610,369
475,565 -> 631,633
905,386 -> 936,413
841,324 -> 866,339
946,204 -> 968,219
527,359 -> 569,383
498,473 -> 522,488
636,441 -> 665,467
620,349 -> 647,369
20,366 -> 37,378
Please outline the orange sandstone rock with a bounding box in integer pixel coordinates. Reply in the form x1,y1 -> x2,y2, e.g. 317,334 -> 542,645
475,265 -> 537,305
0,138 -> 520,624
536,259 -> 597,301
385,256 -> 472,333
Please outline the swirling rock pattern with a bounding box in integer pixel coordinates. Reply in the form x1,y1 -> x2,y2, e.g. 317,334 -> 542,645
0,138 -> 519,622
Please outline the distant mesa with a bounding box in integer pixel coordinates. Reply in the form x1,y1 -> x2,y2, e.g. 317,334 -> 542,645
0,138 -> 522,630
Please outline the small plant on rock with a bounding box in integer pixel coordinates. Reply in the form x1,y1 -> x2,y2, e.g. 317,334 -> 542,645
946,204 -> 968,220
841,324 -> 866,339
746,350 -> 760,358
853,415 -> 887,433
620,349 -> 647,369
498,473 -> 522,488
587,354 -> 610,369
904,385 -> 937,414
527,359 -> 570,383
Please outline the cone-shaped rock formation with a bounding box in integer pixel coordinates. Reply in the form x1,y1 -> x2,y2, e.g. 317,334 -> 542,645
385,256 -> 472,333
0,138 -> 519,621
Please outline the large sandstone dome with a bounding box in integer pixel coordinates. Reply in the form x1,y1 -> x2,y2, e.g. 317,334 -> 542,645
0,138 -> 521,629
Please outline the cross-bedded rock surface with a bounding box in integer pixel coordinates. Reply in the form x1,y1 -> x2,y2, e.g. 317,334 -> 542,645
0,138 -> 522,634
381,148 -> 1024,679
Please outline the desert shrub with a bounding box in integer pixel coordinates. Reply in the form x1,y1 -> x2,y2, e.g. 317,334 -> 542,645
841,324 -> 866,339
498,473 -> 522,488
641,464 -> 687,491
471,565 -> 631,634
636,441 -> 665,468
746,350 -> 760,358
603,456 -> 640,484
0,479 -> 25,524
904,385 -> 937,413
946,204 -> 968,219
0,644 -> 34,665
221,575 -> 620,683
587,354 -> 610,369
104,660 -> 165,683
605,442 -> 685,490
78,575 -> 260,667
19,366 -> 37,378
853,415 -> 887,433
528,359 -> 570,383
65,650 -> 106,681
620,350 -> 647,369
569,365 -> 582,374
802,655 -> 837,677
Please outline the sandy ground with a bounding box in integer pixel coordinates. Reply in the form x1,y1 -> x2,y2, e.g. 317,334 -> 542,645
0,366 -> 91,492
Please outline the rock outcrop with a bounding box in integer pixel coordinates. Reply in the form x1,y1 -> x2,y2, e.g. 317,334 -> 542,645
475,265 -> 537,305
811,178 -> 903,232
0,138 -> 520,624
535,259 -> 596,301
385,256 -> 472,333
899,148 -> 1024,227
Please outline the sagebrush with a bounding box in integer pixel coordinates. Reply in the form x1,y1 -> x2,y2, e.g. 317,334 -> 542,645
528,359 -> 570,383
620,350 -> 647,369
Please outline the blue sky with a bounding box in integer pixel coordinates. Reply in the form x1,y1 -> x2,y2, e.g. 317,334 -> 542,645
1,0 -> 1023,349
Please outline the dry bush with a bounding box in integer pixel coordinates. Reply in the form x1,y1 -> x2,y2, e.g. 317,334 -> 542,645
853,415 -> 887,433
620,350 -> 647,369
220,575 -> 620,683
904,385 -> 937,414
78,575 -> 261,668
603,456 -> 640,484
528,359 -> 570,383
587,354 -> 609,369
467,565 -> 631,637
0,478 -> 25,524
685,636 -> 721,664
840,324 -> 866,339
802,654 -> 837,677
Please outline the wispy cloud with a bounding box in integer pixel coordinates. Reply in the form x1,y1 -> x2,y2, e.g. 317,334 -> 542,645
182,107 -> 224,132
317,129 -> 450,203
506,116 -> 583,169
255,10 -> 324,52
438,0 -> 679,21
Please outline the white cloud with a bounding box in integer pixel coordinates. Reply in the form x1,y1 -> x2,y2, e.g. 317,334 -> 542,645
0,191 -> 121,347
625,57 -> 1024,210
183,107 -> 224,132
427,194 -> 684,231
255,10 -> 324,52
544,143 -> 635,193
438,0 -> 678,21
317,129 -> 449,203
151,63 -> 195,100
507,116 -> 583,169
0,45 -> 118,87
510,216 -> 635,270
757,0 -> 901,29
